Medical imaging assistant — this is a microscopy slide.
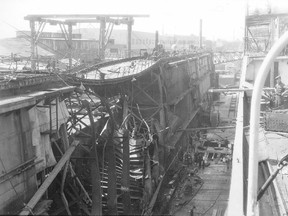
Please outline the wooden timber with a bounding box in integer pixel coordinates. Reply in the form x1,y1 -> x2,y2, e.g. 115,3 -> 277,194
0,86 -> 75,114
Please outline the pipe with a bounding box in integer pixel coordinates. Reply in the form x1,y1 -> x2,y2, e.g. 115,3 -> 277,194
208,87 -> 274,93
19,140 -> 79,216
247,30 -> 288,216
178,125 -> 239,132
257,162 -> 281,201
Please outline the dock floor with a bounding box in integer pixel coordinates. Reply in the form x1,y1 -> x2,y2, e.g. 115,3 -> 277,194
169,93 -> 235,216
173,162 -> 231,216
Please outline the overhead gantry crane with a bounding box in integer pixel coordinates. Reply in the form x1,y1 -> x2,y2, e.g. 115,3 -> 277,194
24,14 -> 149,71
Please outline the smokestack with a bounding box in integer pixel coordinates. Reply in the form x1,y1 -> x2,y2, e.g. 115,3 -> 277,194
199,19 -> 202,48
155,31 -> 159,49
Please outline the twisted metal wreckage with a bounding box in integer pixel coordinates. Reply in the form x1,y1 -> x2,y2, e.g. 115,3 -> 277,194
0,52 -> 216,215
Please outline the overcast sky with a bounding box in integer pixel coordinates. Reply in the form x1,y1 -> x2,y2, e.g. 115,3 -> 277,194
0,0 -> 246,41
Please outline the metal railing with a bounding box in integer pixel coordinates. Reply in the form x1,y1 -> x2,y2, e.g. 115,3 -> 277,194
227,55 -> 250,216
227,90 -> 250,216
228,31 -> 288,216
247,31 -> 288,216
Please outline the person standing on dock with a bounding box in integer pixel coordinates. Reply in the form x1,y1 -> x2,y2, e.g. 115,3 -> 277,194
226,155 -> 231,171
274,76 -> 285,107
202,153 -> 207,169
190,206 -> 196,216
46,60 -> 52,72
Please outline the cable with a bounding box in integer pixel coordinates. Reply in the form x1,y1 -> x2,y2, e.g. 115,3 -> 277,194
171,174 -> 204,215
201,192 -> 222,215
50,71 -> 70,86
0,156 -> 19,196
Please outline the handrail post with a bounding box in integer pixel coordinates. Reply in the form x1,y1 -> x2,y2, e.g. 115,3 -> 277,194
247,31 -> 288,216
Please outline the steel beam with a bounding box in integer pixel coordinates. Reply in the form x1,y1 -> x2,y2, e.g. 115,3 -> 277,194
34,21 -> 46,44
178,125 -> 243,132
132,83 -> 160,106
68,23 -> 73,69
24,14 -> 149,20
82,101 -> 102,216
158,66 -> 166,168
121,130 -> 131,215
99,18 -> 106,60
30,20 -> 36,71
64,18 -> 130,25
208,87 -> 274,93
127,18 -> 133,58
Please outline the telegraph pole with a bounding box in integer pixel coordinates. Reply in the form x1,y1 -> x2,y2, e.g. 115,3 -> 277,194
199,19 -> 203,48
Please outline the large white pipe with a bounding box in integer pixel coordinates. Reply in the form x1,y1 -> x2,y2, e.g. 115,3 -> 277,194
247,30 -> 288,216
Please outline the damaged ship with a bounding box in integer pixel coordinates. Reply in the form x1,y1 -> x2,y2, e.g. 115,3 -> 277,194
0,14 -> 218,216
4,3 -> 288,215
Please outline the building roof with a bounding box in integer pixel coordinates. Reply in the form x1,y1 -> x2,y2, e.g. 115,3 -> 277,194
0,38 -> 54,58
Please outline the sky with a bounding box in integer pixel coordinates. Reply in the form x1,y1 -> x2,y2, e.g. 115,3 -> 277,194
0,0 -> 247,41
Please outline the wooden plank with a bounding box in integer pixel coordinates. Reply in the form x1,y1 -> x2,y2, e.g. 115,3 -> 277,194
0,86 -> 75,115
25,91 -> 55,101
47,86 -> 76,94
0,96 -> 35,114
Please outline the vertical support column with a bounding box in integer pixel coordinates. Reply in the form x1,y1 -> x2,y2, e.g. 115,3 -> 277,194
244,3 -> 249,54
275,17 -> 280,40
121,130 -> 131,215
30,20 -> 36,71
60,124 -> 69,151
144,147 -> 153,202
127,18 -> 133,58
244,25 -> 248,54
158,66 -> 167,169
199,19 -> 202,48
82,101 -> 102,216
59,121 -> 72,216
100,97 -> 117,215
122,96 -> 129,128
99,18 -> 106,60
17,109 -> 36,201
68,23 -> 73,69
